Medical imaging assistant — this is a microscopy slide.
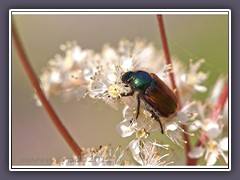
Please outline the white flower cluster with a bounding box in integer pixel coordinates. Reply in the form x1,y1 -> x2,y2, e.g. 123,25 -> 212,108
51,146 -> 126,166
188,77 -> 228,166
51,144 -> 171,166
37,39 -> 227,166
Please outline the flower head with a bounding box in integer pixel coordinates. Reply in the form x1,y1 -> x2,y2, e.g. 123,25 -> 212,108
35,41 -> 96,105
188,137 -> 228,166
37,39 -> 227,167
188,80 -> 228,166
128,138 -> 172,166
52,145 -> 131,166
88,39 -> 161,109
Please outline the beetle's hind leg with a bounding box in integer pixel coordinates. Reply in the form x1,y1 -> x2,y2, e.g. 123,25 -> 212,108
149,110 -> 164,134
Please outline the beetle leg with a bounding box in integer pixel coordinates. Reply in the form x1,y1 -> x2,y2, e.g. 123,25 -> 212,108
120,91 -> 138,115
149,110 -> 164,134
129,94 -> 140,126
120,90 -> 134,97
129,118 -> 136,126
136,93 -> 140,119
120,91 -> 138,125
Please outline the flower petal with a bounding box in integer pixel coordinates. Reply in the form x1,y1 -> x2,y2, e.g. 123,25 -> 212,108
209,76 -> 226,105
50,70 -> 62,84
129,140 -> 143,165
72,46 -> 87,63
194,84 -> 207,93
189,120 -> 202,131
206,151 -> 218,166
121,57 -> 133,71
188,146 -> 204,159
116,120 -> 135,137
165,123 -> 178,131
122,105 -> 135,119
219,137 -> 228,151
205,122 -> 221,139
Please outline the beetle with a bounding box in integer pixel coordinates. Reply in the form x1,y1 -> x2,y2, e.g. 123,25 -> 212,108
121,70 -> 178,134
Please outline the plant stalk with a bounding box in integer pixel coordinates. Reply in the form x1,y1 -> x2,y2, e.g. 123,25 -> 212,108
211,80 -> 228,121
157,15 -> 195,165
193,80 -> 228,164
12,20 -> 83,158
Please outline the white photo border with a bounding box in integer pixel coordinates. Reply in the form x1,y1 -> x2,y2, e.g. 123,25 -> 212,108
9,9 -> 231,171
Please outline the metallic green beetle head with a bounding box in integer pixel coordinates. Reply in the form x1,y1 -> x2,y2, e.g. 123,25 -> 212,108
121,71 -> 136,84
122,71 -> 152,91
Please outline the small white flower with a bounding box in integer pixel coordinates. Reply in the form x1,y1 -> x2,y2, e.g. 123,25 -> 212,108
189,101 -> 224,139
117,95 -> 162,136
187,82 -> 228,166
208,76 -> 227,105
89,65 -> 129,110
88,40 -> 164,109
117,97 -> 196,146
188,137 -> 228,166
189,120 -> 202,131
204,121 -> 222,139
218,137 -> 228,151
186,59 -> 208,91
128,138 -> 171,166
188,146 -> 205,159
116,119 -> 135,138
37,41 -> 96,103
159,59 -> 208,103
117,39 -> 161,73
52,145 -> 131,166
163,101 -> 196,145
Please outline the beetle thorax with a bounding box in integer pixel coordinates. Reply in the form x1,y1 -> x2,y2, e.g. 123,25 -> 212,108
130,71 -> 152,91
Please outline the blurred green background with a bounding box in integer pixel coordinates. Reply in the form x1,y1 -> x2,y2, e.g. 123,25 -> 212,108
12,14 -> 228,165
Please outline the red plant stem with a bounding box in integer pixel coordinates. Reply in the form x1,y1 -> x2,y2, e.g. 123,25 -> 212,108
12,21 -> 83,158
199,80 -> 228,143
157,15 -> 182,108
157,15 -> 195,165
211,80 -> 228,121
192,80 -> 228,164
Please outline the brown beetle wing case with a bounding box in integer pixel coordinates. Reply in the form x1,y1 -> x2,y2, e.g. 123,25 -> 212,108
143,73 -> 178,118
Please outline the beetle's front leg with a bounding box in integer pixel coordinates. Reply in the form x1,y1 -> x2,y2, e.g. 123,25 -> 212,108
120,90 -> 134,97
136,93 -> 140,119
130,94 -> 140,125
121,92 -> 140,125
